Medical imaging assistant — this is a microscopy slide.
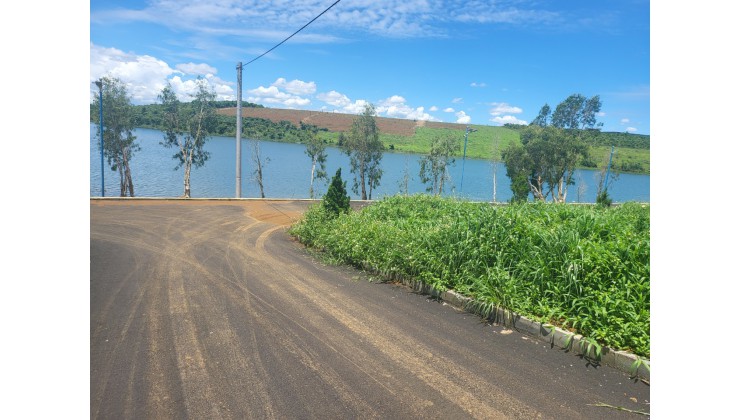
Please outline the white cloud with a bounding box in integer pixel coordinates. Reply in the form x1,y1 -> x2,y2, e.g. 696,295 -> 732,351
273,77 -> 317,95
470,82 -> 487,88
317,90 -> 351,107
90,43 -> 234,104
452,97 -> 463,104
377,96 -> 439,121
444,107 -> 455,113
92,1 -> 563,40
342,100 -> 370,115
490,115 -> 528,125
246,82 -> 312,109
380,95 -> 407,106
175,62 -> 217,76
626,127 -> 638,133
315,90 -> 368,114
429,106 -> 438,112
456,111 -> 471,124
489,102 -> 523,116
621,118 -> 630,124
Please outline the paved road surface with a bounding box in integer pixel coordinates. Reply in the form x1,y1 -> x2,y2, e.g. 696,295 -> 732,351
91,199 -> 650,419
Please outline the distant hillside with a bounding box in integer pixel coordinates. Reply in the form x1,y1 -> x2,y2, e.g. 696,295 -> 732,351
215,107 -> 470,137
215,107 -> 649,150
120,103 -> 649,174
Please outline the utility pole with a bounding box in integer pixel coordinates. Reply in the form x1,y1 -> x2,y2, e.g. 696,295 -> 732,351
460,125 -> 477,193
95,80 -> 104,197
236,62 -> 242,198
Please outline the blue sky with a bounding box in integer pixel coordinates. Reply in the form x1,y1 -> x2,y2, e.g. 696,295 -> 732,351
90,0 -> 650,134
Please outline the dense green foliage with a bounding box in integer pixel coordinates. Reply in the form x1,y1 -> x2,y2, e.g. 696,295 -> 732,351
503,125 -> 589,202
322,168 -> 350,216
290,195 -> 650,358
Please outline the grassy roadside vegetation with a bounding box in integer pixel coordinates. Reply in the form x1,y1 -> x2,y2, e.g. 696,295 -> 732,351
289,195 -> 650,358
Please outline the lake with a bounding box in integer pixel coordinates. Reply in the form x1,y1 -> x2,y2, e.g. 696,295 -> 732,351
89,124 -> 649,203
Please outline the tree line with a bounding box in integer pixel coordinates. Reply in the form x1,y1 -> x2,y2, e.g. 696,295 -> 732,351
90,77 -> 380,199
92,77 -> 628,204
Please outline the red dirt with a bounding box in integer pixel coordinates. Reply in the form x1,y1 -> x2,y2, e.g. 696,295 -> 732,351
216,107 -> 468,137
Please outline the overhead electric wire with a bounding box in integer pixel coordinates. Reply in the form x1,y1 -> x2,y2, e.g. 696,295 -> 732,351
244,0 -> 342,66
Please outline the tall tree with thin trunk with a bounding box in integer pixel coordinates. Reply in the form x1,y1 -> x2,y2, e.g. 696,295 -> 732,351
418,134 -> 459,195
342,103 -> 383,200
303,125 -> 328,199
252,138 -> 269,198
92,76 -> 139,197
159,78 -> 217,198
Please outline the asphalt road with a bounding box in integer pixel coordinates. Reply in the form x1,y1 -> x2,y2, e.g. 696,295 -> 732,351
90,199 -> 650,419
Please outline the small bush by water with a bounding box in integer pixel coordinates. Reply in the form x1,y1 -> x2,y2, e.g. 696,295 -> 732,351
289,195 -> 650,358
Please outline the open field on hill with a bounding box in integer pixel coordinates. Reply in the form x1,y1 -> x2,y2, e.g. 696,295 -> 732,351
216,107 -> 469,136
213,107 -> 651,174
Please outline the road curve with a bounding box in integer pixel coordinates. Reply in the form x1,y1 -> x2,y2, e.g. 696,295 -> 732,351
91,199 -> 649,419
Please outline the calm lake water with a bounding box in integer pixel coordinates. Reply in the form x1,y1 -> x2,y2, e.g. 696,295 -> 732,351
89,124 -> 649,203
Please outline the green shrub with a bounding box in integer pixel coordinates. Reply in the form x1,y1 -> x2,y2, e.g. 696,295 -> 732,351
290,195 -> 650,358
323,168 -> 350,217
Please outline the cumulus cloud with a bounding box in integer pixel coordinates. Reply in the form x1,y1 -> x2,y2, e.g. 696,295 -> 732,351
316,90 -> 351,107
626,127 -> 637,133
452,97 -> 463,104
489,102 -> 523,116
376,95 -> 438,121
490,115 -> 527,125
429,106 -> 438,112
273,77 -> 317,95
342,100 -> 370,115
444,107 -> 455,113
621,118 -> 630,124
246,80 -> 313,108
470,82 -> 487,88
90,43 -> 234,104
381,95 -> 407,105
456,111 -> 471,124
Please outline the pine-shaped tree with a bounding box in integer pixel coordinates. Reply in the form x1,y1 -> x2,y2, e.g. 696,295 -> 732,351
323,168 -> 350,216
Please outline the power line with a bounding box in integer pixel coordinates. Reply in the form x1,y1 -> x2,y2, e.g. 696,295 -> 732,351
244,0 -> 342,67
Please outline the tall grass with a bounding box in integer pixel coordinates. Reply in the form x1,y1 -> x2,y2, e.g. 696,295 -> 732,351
290,195 -> 650,358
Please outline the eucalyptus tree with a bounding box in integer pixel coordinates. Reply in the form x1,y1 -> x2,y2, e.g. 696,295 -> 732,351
520,125 -> 588,202
158,78 -> 217,198
252,138 -> 269,198
342,103 -> 383,200
92,76 -> 139,197
530,104 -> 551,127
500,143 -> 532,202
418,134 -> 459,195
503,93 -> 600,203
303,125 -> 328,199
551,94 -> 603,130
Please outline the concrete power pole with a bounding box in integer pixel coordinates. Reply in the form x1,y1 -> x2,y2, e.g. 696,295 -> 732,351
236,62 -> 242,198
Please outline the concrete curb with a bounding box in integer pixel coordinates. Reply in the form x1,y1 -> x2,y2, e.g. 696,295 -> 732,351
383,273 -> 650,382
